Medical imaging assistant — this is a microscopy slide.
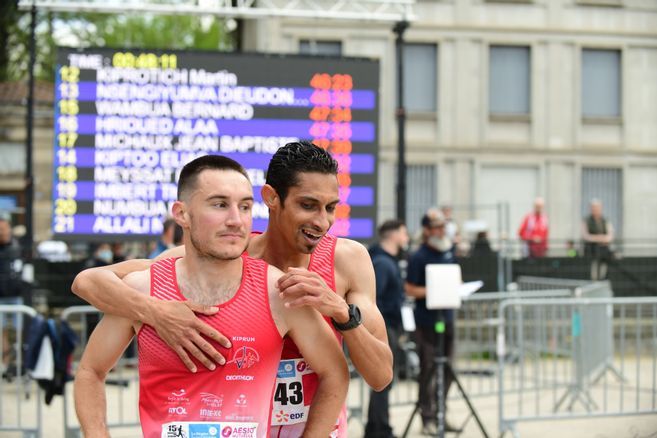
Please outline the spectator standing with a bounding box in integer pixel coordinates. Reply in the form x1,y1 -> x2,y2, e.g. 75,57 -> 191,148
85,243 -> 113,268
0,217 -> 22,300
518,197 -> 549,258
365,219 -> 409,438
148,218 -> 177,259
111,243 -> 126,263
582,199 -> 614,280
471,231 -> 493,257
405,212 -> 458,434
441,205 -> 459,243
0,216 -> 23,371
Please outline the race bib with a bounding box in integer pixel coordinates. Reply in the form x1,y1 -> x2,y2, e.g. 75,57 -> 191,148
270,358 -> 317,426
161,421 -> 258,438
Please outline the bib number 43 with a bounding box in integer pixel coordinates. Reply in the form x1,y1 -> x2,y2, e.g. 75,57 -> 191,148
274,381 -> 303,405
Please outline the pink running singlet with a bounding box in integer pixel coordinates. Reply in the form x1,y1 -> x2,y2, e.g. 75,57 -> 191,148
138,256 -> 282,438
269,234 -> 348,438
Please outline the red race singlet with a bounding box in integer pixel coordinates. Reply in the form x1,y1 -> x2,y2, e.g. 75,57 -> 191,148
138,255 -> 282,438
270,234 -> 347,437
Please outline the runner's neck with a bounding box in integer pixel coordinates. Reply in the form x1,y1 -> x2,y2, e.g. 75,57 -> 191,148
250,232 -> 311,272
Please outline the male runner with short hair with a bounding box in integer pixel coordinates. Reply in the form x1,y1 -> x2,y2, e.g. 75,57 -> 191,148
72,142 -> 393,436
74,155 -> 348,438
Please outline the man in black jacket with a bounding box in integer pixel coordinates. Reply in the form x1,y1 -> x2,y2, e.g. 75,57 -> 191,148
365,219 -> 409,438
406,212 -> 458,435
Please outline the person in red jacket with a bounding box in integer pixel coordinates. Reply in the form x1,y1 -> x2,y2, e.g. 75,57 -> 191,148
518,197 -> 549,258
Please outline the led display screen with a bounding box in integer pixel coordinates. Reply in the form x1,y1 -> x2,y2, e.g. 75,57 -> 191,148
53,48 -> 379,241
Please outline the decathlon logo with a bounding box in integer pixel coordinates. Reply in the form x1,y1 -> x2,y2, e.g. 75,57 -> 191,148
226,346 -> 260,370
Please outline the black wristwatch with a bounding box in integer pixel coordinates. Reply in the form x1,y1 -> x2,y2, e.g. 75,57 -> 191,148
331,304 -> 362,331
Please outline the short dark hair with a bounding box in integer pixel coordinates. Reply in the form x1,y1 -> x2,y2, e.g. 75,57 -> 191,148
265,141 -> 338,203
177,155 -> 249,200
378,219 -> 405,239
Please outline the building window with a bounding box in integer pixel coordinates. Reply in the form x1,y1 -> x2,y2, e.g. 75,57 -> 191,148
582,49 -> 621,119
299,40 -> 342,56
406,164 -> 437,236
402,43 -> 437,113
489,45 -> 531,116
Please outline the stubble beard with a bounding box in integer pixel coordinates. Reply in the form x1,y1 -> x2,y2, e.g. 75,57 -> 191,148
189,230 -> 245,261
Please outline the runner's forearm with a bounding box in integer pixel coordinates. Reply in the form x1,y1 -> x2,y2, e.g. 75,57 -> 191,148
342,325 -> 393,391
74,365 -> 111,438
303,365 -> 349,436
72,266 -> 158,325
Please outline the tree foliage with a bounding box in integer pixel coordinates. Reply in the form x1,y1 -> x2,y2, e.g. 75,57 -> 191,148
0,2 -> 56,82
1,4 -> 235,82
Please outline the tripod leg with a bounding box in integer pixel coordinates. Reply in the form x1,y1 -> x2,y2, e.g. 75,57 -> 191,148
447,363 -> 490,438
401,402 -> 422,438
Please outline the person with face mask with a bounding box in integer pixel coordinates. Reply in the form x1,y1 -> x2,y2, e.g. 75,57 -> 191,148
84,243 -> 114,268
405,212 -> 458,435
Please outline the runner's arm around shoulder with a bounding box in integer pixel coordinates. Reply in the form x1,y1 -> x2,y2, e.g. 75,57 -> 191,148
71,246 -> 231,373
270,266 -> 349,438
335,239 -> 393,391
71,245 -> 186,320
74,270 -> 146,438
71,258 -> 154,321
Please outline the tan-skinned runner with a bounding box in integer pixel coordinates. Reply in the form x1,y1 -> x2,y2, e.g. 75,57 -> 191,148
72,141 -> 393,436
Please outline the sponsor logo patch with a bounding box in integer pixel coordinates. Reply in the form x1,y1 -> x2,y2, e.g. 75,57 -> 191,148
189,423 -> 220,437
226,346 -> 259,370
277,360 -> 296,378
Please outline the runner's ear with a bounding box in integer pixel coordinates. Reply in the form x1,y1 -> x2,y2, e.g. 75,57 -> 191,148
261,185 -> 278,208
171,201 -> 189,228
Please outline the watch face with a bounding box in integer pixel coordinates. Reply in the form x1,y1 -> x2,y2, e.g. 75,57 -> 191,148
352,305 -> 362,323
333,304 -> 362,331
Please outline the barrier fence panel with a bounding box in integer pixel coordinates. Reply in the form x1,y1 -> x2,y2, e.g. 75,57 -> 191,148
0,304 -> 41,438
60,306 -> 140,438
515,276 -> 590,292
385,289 -> 574,412
497,297 -> 657,438
455,289 -> 575,401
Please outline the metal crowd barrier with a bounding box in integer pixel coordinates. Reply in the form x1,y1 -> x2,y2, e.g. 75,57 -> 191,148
515,276 -> 590,292
0,304 -> 41,438
384,289 -> 575,412
60,306 -> 140,438
455,289 -> 575,399
497,296 -> 657,437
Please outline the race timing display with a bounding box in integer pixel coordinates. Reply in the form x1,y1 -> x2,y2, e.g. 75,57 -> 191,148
52,48 -> 379,241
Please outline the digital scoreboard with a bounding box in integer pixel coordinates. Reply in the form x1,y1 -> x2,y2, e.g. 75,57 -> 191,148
53,48 -> 379,241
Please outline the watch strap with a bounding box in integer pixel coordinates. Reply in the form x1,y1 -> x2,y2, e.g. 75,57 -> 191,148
331,304 -> 362,331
